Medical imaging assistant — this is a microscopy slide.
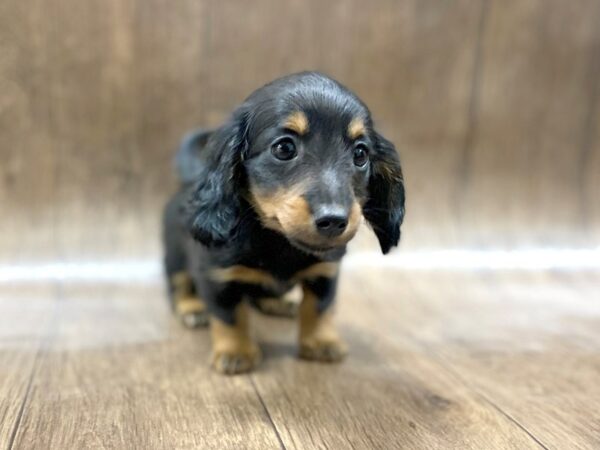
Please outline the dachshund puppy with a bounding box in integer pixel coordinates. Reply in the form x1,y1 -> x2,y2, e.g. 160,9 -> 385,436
163,72 -> 405,374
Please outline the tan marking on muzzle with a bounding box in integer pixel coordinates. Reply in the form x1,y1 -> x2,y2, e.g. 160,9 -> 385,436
250,182 -> 365,248
250,183 -> 312,233
284,111 -> 309,135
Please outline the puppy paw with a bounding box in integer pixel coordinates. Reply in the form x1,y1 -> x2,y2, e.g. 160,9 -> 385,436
171,273 -> 208,329
176,297 -> 209,329
299,337 -> 348,362
210,305 -> 261,375
212,346 -> 262,375
180,310 -> 209,328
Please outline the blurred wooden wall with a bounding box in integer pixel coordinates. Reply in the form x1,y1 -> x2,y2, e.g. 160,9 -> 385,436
1,0 -> 599,262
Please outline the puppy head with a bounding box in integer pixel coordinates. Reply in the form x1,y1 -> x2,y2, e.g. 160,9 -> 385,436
185,72 -> 405,254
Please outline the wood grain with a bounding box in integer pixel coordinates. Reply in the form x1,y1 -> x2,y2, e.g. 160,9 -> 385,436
7,284 -> 283,450
582,57 -> 600,244
0,0 -> 60,262
2,0 -> 598,259
0,284 -> 57,447
460,0 -> 600,248
251,305 -> 542,449
343,270 -> 600,449
2,271 -> 598,448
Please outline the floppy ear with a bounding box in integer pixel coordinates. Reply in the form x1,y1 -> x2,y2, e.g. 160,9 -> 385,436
363,132 -> 406,254
182,111 -> 249,247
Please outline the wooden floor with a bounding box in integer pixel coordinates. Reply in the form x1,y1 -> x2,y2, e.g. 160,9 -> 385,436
1,268 -> 599,449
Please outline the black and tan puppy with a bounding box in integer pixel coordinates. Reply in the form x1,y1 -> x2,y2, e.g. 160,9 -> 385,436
163,72 -> 405,374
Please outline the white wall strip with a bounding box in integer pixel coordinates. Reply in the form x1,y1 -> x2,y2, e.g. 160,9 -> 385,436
342,248 -> 600,271
0,248 -> 599,283
0,261 -> 162,284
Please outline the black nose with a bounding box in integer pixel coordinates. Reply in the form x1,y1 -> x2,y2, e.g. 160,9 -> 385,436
314,207 -> 348,238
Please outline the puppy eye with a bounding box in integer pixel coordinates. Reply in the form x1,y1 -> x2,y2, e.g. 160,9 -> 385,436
271,138 -> 297,161
353,144 -> 369,167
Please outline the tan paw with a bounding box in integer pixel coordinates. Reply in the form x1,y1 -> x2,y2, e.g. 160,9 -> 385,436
210,304 -> 261,375
299,337 -> 348,362
212,346 -> 262,375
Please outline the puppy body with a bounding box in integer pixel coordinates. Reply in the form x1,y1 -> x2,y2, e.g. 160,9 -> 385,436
163,72 -> 404,374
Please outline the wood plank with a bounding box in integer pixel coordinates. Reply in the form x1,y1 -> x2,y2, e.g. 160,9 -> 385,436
250,275 -> 544,449
0,0 -> 59,262
2,0 -> 597,257
462,0 -> 600,247
10,283 -> 283,449
0,0 -> 208,261
0,285 -> 57,447
45,0 -> 146,260
581,57 -> 600,243
349,270 -> 600,449
132,0 -> 209,246
3,271 -> 598,448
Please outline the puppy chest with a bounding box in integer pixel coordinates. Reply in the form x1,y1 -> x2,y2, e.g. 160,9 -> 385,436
208,259 -> 339,293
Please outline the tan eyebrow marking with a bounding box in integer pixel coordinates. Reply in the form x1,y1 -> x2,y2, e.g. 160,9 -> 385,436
283,111 -> 309,135
348,118 -> 366,140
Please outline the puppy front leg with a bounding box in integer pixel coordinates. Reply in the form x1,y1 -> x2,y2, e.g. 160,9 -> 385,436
170,272 -> 209,328
298,277 -> 347,362
209,287 -> 261,375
